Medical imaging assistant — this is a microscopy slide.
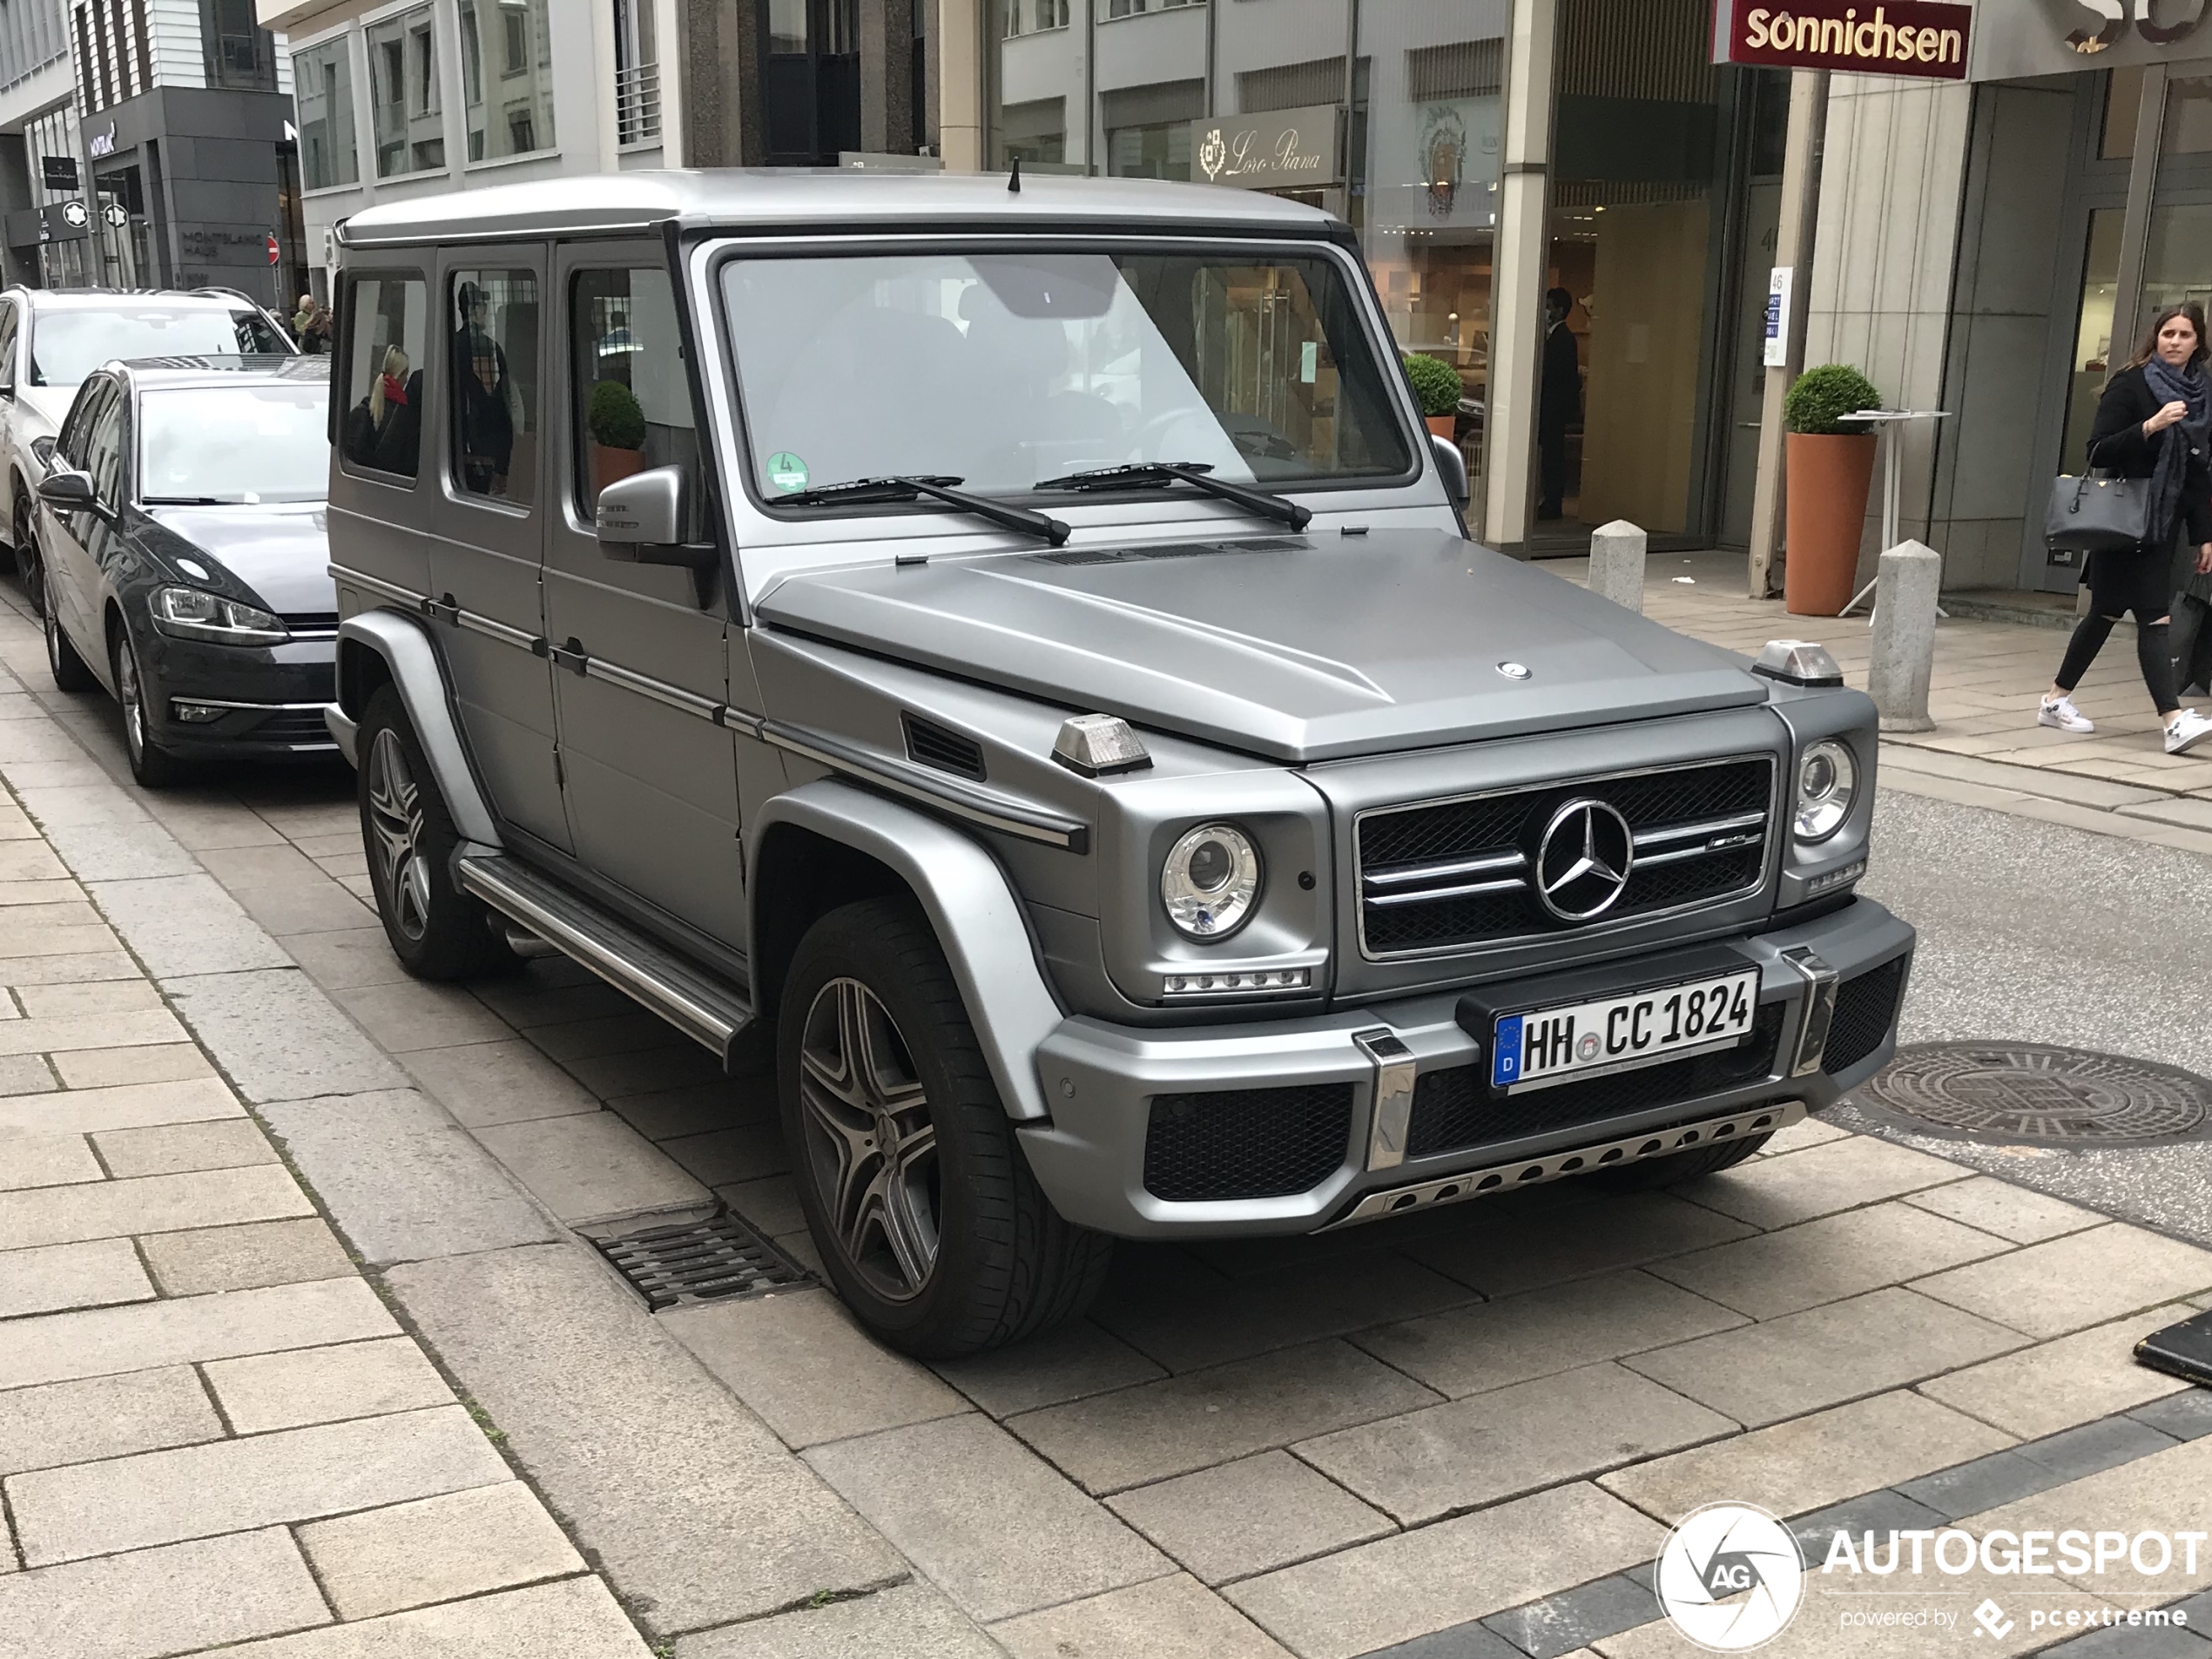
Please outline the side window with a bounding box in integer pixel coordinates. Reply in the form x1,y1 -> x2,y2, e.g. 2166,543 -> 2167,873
81,384 -> 125,509
58,380 -> 111,471
570,266 -> 696,516
341,273 -> 428,479
0,303 -> 17,388
449,270 -> 538,502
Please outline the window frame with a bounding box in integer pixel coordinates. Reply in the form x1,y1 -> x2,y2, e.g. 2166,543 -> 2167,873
336,268 -> 430,487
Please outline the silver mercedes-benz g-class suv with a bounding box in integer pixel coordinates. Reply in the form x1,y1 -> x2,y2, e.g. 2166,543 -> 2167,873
324,172 -> 1912,1357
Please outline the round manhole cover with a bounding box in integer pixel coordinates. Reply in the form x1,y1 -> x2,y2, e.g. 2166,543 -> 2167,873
1856,1043 -> 2212,1147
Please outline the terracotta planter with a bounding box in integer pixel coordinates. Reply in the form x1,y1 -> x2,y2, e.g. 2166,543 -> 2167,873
1426,414 -> 1457,440
1784,430 -> 1878,617
590,442 -> 647,500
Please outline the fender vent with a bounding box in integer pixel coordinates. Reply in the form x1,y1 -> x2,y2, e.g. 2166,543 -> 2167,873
902,713 -> 986,781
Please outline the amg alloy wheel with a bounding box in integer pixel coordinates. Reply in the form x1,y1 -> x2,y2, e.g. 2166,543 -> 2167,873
12,489 -> 40,613
355,685 -> 516,979
779,899 -> 1111,1357
111,627 -> 186,787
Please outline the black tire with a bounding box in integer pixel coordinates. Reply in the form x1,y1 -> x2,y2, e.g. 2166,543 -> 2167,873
1583,1129 -> 1771,1191
357,685 -> 516,980
779,898 -> 1111,1358
111,624 -> 189,788
42,563 -> 94,691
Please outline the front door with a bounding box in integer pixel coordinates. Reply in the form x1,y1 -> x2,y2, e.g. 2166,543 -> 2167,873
543,243 -> 745,952
45,375 -> 122,662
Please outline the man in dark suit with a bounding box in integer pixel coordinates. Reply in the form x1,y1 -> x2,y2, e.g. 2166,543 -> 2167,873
1538,287 -> 1581,521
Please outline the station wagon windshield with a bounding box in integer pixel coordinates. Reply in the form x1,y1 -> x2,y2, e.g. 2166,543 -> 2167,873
720,249 -> 1415,502
138,384 -> 330,505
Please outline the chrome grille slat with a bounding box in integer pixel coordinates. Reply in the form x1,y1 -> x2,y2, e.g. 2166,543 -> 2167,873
1353,756 -> 1777,959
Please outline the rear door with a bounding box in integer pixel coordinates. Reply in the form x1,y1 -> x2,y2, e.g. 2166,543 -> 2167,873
542,241 -> 745,950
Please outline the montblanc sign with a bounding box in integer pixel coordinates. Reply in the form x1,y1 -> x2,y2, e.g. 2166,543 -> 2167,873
1189,105 -> 1338,191
1712,0 -> 1971,78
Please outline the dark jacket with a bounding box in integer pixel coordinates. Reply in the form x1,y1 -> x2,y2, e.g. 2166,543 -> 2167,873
2087,363 -> 2212,548
1541,320 -> 1581,431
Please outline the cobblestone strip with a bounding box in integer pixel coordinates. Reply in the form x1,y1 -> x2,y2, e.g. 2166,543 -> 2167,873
0,774 -> 652,1653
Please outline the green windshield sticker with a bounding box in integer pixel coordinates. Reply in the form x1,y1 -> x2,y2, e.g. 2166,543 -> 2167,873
766,452 -> 810,493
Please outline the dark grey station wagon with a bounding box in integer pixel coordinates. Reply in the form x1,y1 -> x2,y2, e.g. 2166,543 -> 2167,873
321,172 -> 1912,1356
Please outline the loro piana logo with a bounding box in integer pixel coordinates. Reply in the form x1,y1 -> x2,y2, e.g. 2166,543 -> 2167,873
1656,1503 -> 1807,1652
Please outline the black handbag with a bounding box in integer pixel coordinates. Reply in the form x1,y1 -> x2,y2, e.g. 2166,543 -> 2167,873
2047,469 -> 2152,554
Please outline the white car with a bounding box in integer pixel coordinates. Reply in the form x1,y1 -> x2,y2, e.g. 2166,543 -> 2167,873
0,287 -> 293,610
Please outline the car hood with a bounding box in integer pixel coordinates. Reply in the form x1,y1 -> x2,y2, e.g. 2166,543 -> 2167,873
139,503 -> 334,618
755,530 -> 1770,763
13,384 -> 73,441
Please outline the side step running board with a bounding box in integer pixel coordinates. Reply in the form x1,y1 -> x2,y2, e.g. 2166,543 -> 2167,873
456,854 -> 752,1064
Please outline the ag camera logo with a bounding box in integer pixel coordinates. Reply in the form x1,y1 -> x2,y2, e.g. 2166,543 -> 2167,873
1656,1503 -> 1806,1652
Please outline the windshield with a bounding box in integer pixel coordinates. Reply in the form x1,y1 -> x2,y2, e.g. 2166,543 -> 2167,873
720,248 -> 1414,500
138,384 -> 330,504
31,308 -> 288,387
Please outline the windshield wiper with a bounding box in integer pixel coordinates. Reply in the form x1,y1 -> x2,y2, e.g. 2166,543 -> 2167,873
778,474 -> 1070,546
142,496 -> 225,505
1033,462 -> 1312,530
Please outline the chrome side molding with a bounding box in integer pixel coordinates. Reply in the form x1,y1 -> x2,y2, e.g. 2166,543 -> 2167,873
1323,1098 -> 1808,1230
456,854 -> 752,1064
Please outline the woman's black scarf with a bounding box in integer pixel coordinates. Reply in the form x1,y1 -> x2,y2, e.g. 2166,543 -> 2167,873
2141,353 -> 2209,550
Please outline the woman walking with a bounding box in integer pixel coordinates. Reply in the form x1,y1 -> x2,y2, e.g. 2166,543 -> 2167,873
2041,302 -> 2212,753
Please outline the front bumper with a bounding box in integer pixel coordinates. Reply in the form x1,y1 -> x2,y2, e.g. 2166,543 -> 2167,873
1017,896 -> 1913,1239
138,628 -> 338,759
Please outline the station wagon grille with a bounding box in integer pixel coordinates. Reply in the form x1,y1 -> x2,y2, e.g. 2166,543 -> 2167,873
1356,756 -> 1776,958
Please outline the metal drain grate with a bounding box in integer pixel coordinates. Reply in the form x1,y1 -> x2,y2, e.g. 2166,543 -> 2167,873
594,1210 -> 812,1310
1856,1043 -> 2212,1147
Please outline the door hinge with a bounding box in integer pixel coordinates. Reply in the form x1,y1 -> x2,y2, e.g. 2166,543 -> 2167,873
553,747 -> 565,788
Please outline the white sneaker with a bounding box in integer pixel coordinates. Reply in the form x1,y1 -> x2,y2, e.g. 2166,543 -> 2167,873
2039,694 -> 2094,733
2166,708 -> 2212,755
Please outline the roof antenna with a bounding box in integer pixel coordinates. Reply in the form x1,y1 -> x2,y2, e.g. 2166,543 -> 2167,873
1008,155 -> 1022,193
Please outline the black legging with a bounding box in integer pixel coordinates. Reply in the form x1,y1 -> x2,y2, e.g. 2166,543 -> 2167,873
2056,546 -> 2178,715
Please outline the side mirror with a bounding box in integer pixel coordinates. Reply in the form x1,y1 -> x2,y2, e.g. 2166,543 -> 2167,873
1428,433 -> 1469,510
30,435 -> 56,469
596,464 -> 716,570
37,469 -> 97,512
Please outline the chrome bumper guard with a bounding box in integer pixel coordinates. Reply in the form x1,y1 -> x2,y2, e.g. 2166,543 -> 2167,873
1323,1097 -> 1807,1231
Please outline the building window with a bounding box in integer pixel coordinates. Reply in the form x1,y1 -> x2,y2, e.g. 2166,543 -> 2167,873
997,96 -> 1064,165
1003,0 -> 1067,36
201,0 -> 274,88
368,6 -> 444,175
461,0 -> 555,162
1104,0 -> 1199,16
294,37 -> 359,189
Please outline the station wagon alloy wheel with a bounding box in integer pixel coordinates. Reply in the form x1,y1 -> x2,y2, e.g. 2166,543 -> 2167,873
366,726 -> 433,943
111,628 -> 185,787
799,976 -> 941,1302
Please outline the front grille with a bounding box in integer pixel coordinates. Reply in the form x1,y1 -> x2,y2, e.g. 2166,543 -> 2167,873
1406,1002 -> 1787,1159
239,707 -> 336,745
1143,1083 -> 1353,1202
1824,954 -> 1909,1075
1358,757 -> 1775,957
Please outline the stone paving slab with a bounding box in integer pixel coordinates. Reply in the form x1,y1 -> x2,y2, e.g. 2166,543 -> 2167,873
471,1107 -> 711,1224
0,1162 -> 314,1251
1911,1222 -> 2212,1339
0,1366 -> 224,1476
1226,1481 -> 1666,1659
84,873 -> 294,978
395,1036 -> 605,1128
296,1480 -> 585,1620
1401,1192 -> 1757,1297
0,1236 -> 152,1318
929,1318 -> 1168,1419
161,968 -> 410,1103
6,1401 -> 510,1564
138,1216 -> 357,1296
671,1584 -> 1004,1659
208,1575 -> 651,1658
1643,1200 -> 2010,1320
1917,1305 -> 2197,1440
0,1527 -> 331,1659
92,1118 -> 280,1177
1898,1174 -> 2106,1243
57,1043 -> 217,1088
990,1572 -> 1294,1659
0,1125 -> 105,1188
1103,1450 -> 1395,1586
805,1412 -> 1173,1622
203,1336 -> 453,1433
1677,1135 -> 1967,1231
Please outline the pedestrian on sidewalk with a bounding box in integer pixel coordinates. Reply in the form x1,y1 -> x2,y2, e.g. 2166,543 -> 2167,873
2040,301 -> 2212,754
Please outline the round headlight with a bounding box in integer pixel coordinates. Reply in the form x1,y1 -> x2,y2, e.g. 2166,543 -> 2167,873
1795,739 -> 1858,841
1160,824 -> 1262,940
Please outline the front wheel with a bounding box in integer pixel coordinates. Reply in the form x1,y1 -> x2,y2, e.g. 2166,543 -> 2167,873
779,899 -> 1110,1358
357,685 -> 516,979
112,625 -> 188,788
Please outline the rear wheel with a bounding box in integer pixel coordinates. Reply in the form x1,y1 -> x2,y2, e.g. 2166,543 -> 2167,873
111,624 -> 188,788
780,898 -> 1110,1358
1583,1130 -> 1770,1191
358,685 -> 516,979
42,563 -> 93,691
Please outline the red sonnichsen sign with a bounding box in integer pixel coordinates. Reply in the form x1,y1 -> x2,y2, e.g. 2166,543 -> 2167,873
1712,0 -> 1971,80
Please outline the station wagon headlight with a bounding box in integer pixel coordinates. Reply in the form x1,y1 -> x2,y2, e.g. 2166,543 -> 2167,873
1794,739 -> 1858,842
1161,823 -> 1262,940
150,586 -> 288,645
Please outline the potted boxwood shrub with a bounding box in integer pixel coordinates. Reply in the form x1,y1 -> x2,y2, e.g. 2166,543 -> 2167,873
1783,363 -> 1882,617
1404,353 -> 1463,441
588,379 -> 648,500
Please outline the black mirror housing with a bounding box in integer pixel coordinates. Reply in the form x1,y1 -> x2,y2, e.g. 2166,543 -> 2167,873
37,469 -> 96,510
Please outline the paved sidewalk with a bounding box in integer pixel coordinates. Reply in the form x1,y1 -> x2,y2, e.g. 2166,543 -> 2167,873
1576,550 -> 2212,854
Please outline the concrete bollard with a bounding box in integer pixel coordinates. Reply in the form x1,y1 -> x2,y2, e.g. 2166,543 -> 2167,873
1588,520 -> 1647,613
1869,540 -> 1941,733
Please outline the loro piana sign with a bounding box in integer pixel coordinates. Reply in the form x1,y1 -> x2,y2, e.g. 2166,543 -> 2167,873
1711,0 -> 1973,78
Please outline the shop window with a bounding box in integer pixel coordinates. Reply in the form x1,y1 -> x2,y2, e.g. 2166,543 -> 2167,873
2105,66 -> 2142,159
998,95 -> 1065,166
341,274 -> 428,479
570,266 -> 697,517
294,37 -> 359,189
1107,124 -> 1190,179
461,0 -> 555,162
449,271 -> 539,504
368,7 -> 444,176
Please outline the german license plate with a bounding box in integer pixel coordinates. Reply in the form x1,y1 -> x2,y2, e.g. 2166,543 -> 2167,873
1492,968 -> 1759,1093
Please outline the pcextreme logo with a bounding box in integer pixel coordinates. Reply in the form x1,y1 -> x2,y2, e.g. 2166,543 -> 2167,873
1656,1503 -> 1807,1652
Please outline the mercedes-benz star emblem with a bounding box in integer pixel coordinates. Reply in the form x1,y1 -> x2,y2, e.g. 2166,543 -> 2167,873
1534,798 -> 1635,921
